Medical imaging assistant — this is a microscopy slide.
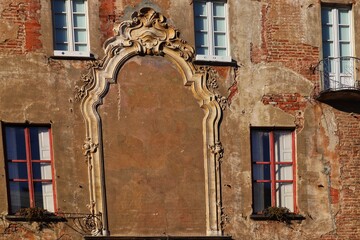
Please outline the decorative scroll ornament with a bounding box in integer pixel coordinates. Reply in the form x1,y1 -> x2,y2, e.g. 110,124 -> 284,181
61,212 -> 103,236
83,138 -> 98,165
209,141 -> 224,163
108,7 -> 194,60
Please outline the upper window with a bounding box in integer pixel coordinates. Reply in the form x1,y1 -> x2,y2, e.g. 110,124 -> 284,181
194,0 -> 231,62
321,6 -> 353,90
52,0 -> 90,57
251,129 -> 296,214
4,125 -> 56,214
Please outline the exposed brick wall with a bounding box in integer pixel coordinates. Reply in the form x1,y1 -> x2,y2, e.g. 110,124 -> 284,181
261,93 -> 307,114
251,2 -> 319,82
99,0 -> 116,43
25,0 -> 42,52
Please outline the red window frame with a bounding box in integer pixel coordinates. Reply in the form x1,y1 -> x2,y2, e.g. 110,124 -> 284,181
4,125 -> 57,214
251,129 -> 297,214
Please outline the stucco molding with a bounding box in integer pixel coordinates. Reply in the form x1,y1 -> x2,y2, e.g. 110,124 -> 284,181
78,7 -> 224,237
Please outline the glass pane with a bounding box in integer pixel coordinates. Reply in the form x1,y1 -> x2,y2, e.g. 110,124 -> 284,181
321,8 -> 332,24
253,182 -> 271,213
75,44 -> 88,51
322,25 -> 333,41
253,164 -> 270,180
5,127 -> 26,160
74,29 -> 87,42
32,163 -> 52,180
8,162 -> 28,179
339,26 -> 350,41
274,131 -> 292,162
323,42 -> 333,58
215,48 -> 227,56
275,165 -> 293,180
34,183 -> 54,212
214,33 -> 226,47
55,43 -> 68,51
213,3 -> 225,17
276,182 -> 294,212
73,0 -> 85,12
340,42 -> 350,56
73,14 -> 86,28
340,59 -> 352,73
55,29 -> 68,42
214,18 -> 225,31
251,131 -> 270,162
194,2 -> 206,16
338,9 -> 349,25
323,58 -> 335,73
30,127 -> 50,161
53,0 -> 66,13
196,47 -> 208,55
9,182 -> 30,214
195,17 -> 207,31
195,32 -> 208,46
54,14 -> 67,28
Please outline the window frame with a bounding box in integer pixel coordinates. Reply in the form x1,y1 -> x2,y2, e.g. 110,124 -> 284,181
193,0 -> 231,62
321,5 -> 354,89
3,124 -> 57,214
52,0 -> 90,57
250,128 -> 297,215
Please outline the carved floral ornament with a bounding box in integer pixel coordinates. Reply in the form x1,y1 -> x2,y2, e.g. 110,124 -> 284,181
76,7 -> 228,236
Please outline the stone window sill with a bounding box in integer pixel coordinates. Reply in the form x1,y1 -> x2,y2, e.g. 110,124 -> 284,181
250,213 -> 305,221
5,215 -> 66,222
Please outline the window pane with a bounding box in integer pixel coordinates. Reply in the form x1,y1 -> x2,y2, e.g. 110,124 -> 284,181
53,0 -> 66,13
213,3 -> 225,17
214,18 -> 225,32
194,2 -> 207,16
75,44 -> 88,51
274,131 -> 292,162
8,162 -> 28,179
214,33 -> 226,47
55,29 -> 68,43
195,32 -> 208,46
253,182 -> 271,213
196,47 -> 208,55
276,183 -> 294,212
253,164 -> 270,181
34,182 -> 54,212
54,14 -> 67,28
251,131 -> 270,162
340,42 -> 350,56
73,14 -> 86,28
322,25 -> 333,41
338,9 -> 349,25
74,29 -> 87,42
340,59 -> 352,73
275,165 -> 293,180
73,0 -> 85,12
323,42 -> 333,58
195,17 -> 207,31
55,43 -> 68,51
9,182 -> 30,213
323,58 -> 335,73
5,127 -> 26,160
321,8 -> 332,24
339,26 -> 350,41
30,127 -> 50,161
215,48 -> 227,56
32,163 -> 52,180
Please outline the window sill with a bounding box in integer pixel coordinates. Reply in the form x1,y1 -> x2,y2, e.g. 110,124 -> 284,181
50,54 -> 96,61
193,59 -> 238,67
250,213 -> 305,221
5,215 -> 66,222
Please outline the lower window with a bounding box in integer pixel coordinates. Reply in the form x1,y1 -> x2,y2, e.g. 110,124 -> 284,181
4,125 -> 56,214
251,129 -> 296,214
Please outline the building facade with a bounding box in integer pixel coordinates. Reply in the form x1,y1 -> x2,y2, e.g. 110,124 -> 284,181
0,0 -> 359,239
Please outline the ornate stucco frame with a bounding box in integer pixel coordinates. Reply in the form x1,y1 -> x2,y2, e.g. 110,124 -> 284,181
77,8 -> 225,236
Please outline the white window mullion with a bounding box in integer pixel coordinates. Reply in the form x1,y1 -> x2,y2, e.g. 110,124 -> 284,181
68,0 -> 75,52
207,2 -> 214,56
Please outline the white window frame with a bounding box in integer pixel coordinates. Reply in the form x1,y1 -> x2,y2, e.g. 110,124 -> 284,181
194,0 -> 231,62
52,0 -> 90,57
321,6 -> 354,90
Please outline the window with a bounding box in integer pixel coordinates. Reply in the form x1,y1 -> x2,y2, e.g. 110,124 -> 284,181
4,125 -> 56,214
321,6 -> 353,90
251,129 -> 296,214
194,0 -> 231,62
52,0 -> 90,57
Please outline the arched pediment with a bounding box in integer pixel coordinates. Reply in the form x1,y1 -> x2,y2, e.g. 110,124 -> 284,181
76,7 -> 226,237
